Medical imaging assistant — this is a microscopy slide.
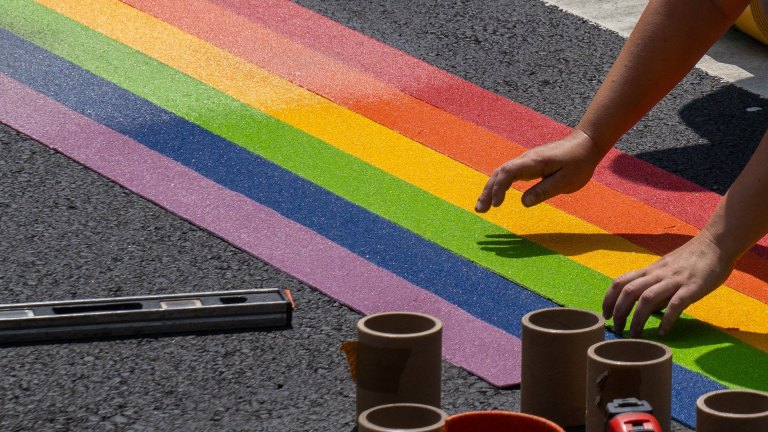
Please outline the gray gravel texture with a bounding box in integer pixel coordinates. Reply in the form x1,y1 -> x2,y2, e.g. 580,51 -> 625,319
3,0 -> 766,430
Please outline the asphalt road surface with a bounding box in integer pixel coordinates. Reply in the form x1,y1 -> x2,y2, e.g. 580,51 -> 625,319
3,0 -> 766,430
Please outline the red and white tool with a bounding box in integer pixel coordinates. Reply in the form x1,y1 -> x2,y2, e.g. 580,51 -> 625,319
605,398 -> 663,432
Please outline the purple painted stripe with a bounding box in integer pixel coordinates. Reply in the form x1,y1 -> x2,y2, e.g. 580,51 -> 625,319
0,72 -> 522,387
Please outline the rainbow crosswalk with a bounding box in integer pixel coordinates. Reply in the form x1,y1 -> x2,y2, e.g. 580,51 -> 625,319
2,0 -> 768,427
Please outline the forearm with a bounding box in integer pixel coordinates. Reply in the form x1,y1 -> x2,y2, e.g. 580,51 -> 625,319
701,131 -> 768,264
577,0 -> 750,154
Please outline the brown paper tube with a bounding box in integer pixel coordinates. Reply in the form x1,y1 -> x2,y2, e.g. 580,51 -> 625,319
696,389 -> 768,432
521,308 -> 605,427
355,312 -> 443,418
586,339 -> 672,432
358,403 -> 448,432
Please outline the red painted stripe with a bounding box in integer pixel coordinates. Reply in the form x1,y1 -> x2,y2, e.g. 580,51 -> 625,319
212,0 -> 569,147
215,0 -> 763,253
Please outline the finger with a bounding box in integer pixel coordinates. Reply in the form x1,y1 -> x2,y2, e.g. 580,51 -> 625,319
520,169 -> 567,207
475,171 -> 499,213
658,291 -> 692,336
603,269 -> 645,319
611,275 -> 660,335
490,167 -> 519,208
629,281 -> 675,338
491,158 -> 547,208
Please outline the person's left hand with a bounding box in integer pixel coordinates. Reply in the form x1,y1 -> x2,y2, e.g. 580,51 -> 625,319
602,232 -> 735,337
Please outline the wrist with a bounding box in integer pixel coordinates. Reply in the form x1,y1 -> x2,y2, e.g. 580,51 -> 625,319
697,226 -> 743,267
573,126 -> 614,159
570,127 -> 610,166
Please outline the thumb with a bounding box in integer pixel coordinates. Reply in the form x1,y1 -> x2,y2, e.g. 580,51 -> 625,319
521,172 -> 567,207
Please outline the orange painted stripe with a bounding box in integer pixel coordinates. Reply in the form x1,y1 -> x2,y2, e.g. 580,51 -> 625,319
124,0 -> 768,304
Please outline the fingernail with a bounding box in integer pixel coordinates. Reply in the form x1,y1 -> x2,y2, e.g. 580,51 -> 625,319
522,195 -> 534,207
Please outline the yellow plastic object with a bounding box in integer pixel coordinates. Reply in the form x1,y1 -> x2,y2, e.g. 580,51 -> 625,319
735,0 -> 768,45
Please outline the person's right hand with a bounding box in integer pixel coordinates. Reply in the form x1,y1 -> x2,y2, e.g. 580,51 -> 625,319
475,129 -> 604,212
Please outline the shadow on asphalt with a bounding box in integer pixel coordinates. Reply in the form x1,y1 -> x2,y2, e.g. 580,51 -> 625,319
611,84 -> 768,194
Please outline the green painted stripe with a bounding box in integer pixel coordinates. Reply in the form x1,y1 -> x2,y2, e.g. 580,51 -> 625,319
2,0 -> 767,390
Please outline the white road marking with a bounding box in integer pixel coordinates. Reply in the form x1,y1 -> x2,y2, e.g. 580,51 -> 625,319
544,0 -> 768,99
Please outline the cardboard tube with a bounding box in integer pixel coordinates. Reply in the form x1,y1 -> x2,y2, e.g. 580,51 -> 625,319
358,403 -> 448,432
586,340 -> 672,432
446,410 -> 565,432
696,389 -> 768,432
355,312 -> 443,417
521,308 -> 604,427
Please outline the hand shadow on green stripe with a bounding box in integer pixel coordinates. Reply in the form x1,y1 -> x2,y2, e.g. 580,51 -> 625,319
479,232 -> 640,258
644,316 -> 768,390
476,233 -> 558,258
478,233 -> 768,284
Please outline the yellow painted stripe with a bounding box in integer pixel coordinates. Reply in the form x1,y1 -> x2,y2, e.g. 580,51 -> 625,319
39,0 -> 768,349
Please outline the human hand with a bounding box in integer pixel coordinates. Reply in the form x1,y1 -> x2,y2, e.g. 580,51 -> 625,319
474,129 -> 603,212
602,232 -> 735,338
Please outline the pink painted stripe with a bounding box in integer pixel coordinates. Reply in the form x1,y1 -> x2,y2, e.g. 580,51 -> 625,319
219,0 -> 762,249
0,73 -> 522,387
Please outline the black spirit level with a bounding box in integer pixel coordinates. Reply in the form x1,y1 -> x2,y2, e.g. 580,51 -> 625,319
0,289 -> 293,344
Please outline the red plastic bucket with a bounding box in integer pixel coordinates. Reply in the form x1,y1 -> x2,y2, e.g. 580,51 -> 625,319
446,411 -> 565,432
